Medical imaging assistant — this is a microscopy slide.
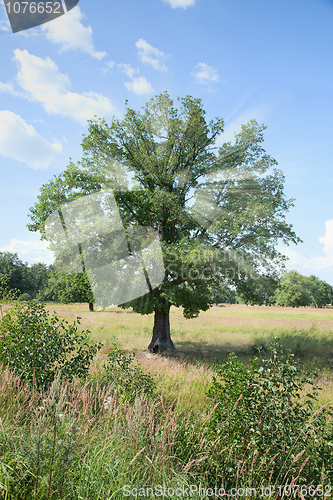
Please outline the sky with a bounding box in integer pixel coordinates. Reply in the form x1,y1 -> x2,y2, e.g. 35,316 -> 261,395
0,0 -> 333,284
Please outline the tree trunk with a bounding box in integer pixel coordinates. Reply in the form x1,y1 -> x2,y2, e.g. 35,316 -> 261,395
89,302 -> 94,312
148,307 -> 176,353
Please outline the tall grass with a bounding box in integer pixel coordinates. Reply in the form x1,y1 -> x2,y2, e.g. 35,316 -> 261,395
0,360 -> 332,499
1,303 -> 332,498
0,368 -> 216,499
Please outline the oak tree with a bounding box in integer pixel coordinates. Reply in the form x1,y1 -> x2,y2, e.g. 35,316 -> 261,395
28,93 -> 300,351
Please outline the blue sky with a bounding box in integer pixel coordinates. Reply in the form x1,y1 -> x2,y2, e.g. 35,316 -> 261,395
0,0 -> 333,284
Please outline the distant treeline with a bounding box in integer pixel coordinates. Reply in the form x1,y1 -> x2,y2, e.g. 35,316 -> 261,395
1,251 -> 332,308
0,251 -> 93,306
218,270 -> 333,308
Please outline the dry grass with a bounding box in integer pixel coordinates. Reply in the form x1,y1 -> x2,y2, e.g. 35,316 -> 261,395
136,351 -> 213,412
45,302 -> 333,407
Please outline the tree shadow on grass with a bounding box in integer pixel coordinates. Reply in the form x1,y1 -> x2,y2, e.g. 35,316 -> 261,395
105,310 -> 135,314
168,339 -> 256,367
254,329 -> 333,370
167,328 -> 333,371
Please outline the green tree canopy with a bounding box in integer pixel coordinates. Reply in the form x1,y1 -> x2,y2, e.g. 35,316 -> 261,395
275,270 -> 313,307
275,271 -> 333,308
28,93 -> 300,351
236,274 -> 278,306
25,262 -> 49,299
306,274 -> 333,308
0,252 -> 27,295
0,252 -> 49,300
41,267 -> 94,311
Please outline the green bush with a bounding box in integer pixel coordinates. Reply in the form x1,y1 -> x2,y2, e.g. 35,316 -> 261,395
19,292 -> 32,301
0,300 -> 102,388
102,342 -> 155,401
205,342 -> 333,487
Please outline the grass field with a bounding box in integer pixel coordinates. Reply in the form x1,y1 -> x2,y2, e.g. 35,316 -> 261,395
1,302 -> 332,498
46,303 -> 333,409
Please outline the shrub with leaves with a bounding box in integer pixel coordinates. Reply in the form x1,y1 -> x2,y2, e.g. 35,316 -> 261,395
205,342 -> 333,487
19,292 -> 32,301
0,299 -> 102,388
0,274 -> 18,306
102,342 -> 155,401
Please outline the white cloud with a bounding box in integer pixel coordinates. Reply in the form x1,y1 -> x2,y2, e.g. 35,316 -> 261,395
12,49 -> 118,123
0,19 -> 10,32
283,248 -> 314,270
283,220 -> 333,278
0,82 -> 24,97
0,111 -> 62,169
105,60 -> 116,72
103,60 -> 154,96
117,63 -> 154,96
41,6 -> 106,60
118,63 -> 138,79
125,76 -> 154,96
318,219 -> 333,267
215,106 -> 269,146
163,0 -> 195,8
192,62 -> 219,85
0,239 -> 54,265
135,39 -> 167,72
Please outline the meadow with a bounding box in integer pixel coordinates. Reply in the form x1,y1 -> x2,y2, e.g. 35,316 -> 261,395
1,302 -> 332,499
47,302 -> 333,408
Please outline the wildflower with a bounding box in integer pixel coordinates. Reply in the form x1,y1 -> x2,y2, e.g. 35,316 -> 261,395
104,396 -> 112,410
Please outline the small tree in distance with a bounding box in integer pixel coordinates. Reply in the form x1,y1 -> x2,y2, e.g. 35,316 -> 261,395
41,267 -> 95,311
307,274 -> 333,308
275,270 -> 333,308
28,93 -> 300,352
